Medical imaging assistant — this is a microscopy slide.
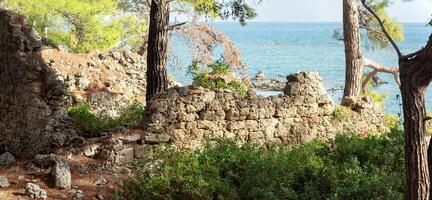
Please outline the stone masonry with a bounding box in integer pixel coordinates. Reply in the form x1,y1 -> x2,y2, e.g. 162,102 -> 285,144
0,9 -> 68,157
140,71 -> 387,150
41,49 -> 147,117
0,10 -> 148,157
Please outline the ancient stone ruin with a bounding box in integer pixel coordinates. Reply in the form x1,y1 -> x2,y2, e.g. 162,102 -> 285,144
0,9 -> 386,163
42,49 -> 147,117
0,9 -> 68,157
0,9 -> 148,157
0,8 -> 393,200
140,71 -> 386,151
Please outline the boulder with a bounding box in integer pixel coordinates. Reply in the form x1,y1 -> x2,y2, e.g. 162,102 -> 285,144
53,161 -> 71,189
254,71 -> 266,81
83,144 -> 100,157
76,164 -> 89,174
0,152 -> 15,165
25,183 -> 48,199
93,176 -> 108,186
33,154 -> 59,168
0,176 -> 9,187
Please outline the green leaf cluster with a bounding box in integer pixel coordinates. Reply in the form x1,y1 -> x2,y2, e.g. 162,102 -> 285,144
361,0 -> 404,48
187,59 -> 248,95
68,101 -> 145,137
3,0 -> 147,53
116,130 -> 405,200
177,0 -> 258,25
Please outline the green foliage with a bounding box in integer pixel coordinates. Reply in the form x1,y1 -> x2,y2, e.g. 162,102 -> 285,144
384,114 -> 401,130
368,90 -> 388,107
68,101 -> 145,137
362,77 -> 388,108
333,107 -> 349,121
187,59 -> 248,95
178,0 -> 257,25
116,131 -> 405,200
3,0 -> 147,52
361,0 -> 404,48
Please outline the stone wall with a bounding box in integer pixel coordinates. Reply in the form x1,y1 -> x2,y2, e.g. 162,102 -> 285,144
0,10 -> 149,157
41,49 -> 147,117
0,9 -> 68,157
140,71 -> 387,150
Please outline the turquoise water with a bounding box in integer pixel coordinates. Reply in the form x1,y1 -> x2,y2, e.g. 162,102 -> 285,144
168,22 -> 431,114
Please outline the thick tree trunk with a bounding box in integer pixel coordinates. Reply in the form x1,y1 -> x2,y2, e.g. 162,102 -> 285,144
360,1 -> 432,198
399,37 -> 432,200
342,0 -> 363,106
146,0 -> 170,101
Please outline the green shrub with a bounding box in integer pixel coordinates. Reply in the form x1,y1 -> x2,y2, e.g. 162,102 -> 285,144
187,60 -> 248,96
362,77 -> 388,108
385,114 -> 402,131
68,101 -> 145,137
116,131 -> 405,200
333,107 -> 349,121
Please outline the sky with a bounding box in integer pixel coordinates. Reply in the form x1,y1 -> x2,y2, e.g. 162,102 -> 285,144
248,0 -> 432,23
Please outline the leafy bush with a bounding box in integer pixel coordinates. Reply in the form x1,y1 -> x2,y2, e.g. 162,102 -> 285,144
187,60 -> 248,95
3,0 -> 147,52
385,114 -> 402,131
333,107 -> 349,121
367,90 -> 388,108
116,131 -> 405,200
68,101 -> 145,137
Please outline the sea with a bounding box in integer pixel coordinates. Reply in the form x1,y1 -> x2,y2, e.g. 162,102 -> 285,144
168,22 -> 432,115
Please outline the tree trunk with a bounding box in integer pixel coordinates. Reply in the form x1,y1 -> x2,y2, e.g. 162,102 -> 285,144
360,1 -> 432,198
399,37 -> 432,200
342,0 -> 363,106
146,0 -> 170,101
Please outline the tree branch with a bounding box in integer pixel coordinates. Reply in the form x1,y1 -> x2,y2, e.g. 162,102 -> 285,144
169,22 -> 187,30
362,57 -> 400,92
360,0 -> 403,58
359,25 -> 385,37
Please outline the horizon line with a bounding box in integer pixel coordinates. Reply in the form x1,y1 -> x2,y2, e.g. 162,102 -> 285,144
208,20 -> 429,24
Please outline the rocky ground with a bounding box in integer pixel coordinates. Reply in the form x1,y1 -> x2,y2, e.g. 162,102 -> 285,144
0,139 -> 139,200
0,156 -> 127,200
0,126 -> 173,200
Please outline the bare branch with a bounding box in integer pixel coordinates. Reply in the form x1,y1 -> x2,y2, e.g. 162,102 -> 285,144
360,0 -> 403,58
362,57 -> 400,92
169,22 -> 187,30
362,69 -> 379,93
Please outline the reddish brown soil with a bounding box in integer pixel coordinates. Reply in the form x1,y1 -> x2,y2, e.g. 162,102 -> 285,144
0,154 -> 131,200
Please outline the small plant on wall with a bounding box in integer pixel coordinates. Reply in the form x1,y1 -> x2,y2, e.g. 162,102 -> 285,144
187,59 -> 248,95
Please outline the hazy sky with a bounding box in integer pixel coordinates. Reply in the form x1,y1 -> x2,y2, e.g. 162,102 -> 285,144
249,0 -> 432,22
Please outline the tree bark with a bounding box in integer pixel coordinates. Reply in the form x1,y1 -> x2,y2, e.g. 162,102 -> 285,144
146,0 -> 170,101
342,0 -> 363,106
360,1 -> 431,198
400,40 -> 432,199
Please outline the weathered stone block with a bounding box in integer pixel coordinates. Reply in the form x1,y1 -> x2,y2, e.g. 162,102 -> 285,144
227,121 -> 246,131
53,161 -> 71,189
249,131 -> 264,141
134,145 -> 153,158
144,134 -> 170,144
114,147 -> 134,165
118,133 -> 142,143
